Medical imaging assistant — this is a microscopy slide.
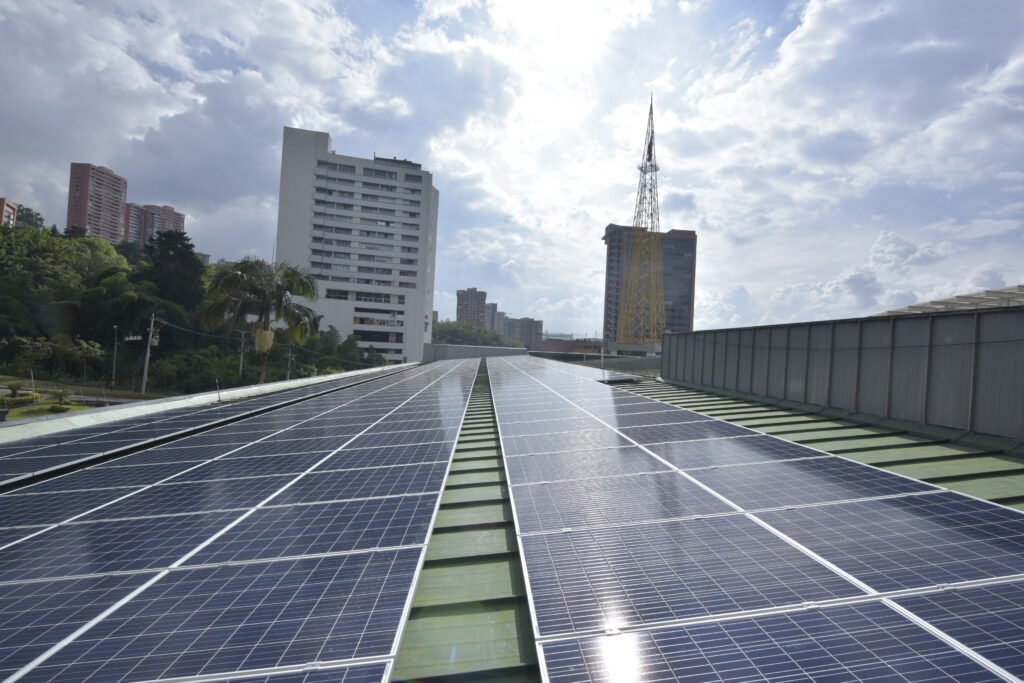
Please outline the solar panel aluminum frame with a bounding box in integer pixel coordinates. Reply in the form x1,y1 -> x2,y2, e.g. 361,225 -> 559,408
0,365 -> 412,492
491,357 -> 1023,682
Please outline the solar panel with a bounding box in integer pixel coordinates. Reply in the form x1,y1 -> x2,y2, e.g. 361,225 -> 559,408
272,462 -> 450,505
0,488 -> 145,527
0,572 -> 156,678
521,514 -> 864,636
189,494 -> 440,565
647,434 -> 822,469
619,420 -> 754,444
0,511 -> 239,582
0,370 -> 405,487
512,472 -> 733,534
0,359 -> 479,681
501,429 -> 632,456
82,474 -> 296,518
540,601 -> 996,682
505,446 -> 671,485
757,492 -> 1024,592
25,550 -> 420,682
18,461 -> 199,493
896,580 -> 1024,678
599,408 -> 709,427
687,456 -> 939,510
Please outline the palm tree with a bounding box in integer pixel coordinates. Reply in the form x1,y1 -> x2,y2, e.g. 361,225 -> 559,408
205,257 -> 320,383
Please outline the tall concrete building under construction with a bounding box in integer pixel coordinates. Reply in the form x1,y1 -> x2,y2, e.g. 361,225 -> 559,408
602,100 -> 697,353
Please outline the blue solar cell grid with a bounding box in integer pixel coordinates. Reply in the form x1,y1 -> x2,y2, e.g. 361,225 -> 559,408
0,360 -> 479,681
541,601 -> 997,682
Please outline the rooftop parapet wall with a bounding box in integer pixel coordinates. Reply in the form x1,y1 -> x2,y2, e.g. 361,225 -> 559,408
661,307 -> 1024,442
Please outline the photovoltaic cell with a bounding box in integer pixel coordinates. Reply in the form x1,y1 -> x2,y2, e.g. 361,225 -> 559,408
0,572 -> 155,677
505,447 -> 670,485
521,515 -> 864,637
189,494 -> 439,565
646,434 -> 823,469
541,601 -> 997,682
512,472 -> 733,533
25,550 -> 420,683
896,581 -> 1024,678
757,493 -> 1024,592
499,417 -> 607,437
687,456 -> 938,510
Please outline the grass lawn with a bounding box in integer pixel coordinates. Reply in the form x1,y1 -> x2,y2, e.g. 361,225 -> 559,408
5,403 -> 94,421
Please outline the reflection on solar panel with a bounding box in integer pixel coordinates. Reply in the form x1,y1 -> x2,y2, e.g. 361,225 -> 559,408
488,356 -> 1024,681
0,359 -> 478,682
541,602 -> 997,682
0,367 -> 406,488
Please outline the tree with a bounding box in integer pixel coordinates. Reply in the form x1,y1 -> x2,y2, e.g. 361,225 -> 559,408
432,321 -> 523,347
64,225 -> 87,238
137,231 -> 205,312
205,257 -> 319,383
15,206 -> 45,230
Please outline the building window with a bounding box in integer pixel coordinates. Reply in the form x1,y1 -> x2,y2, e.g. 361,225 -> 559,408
404,173 -> 422,183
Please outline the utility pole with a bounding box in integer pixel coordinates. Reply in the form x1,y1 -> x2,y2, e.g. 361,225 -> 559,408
286,344 -> 293,381
238,331 -> 246,378
112,325 -> 118,387
140,313 -> 155,395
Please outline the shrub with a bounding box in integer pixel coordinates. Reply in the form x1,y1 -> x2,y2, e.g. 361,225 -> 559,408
6,382 -> 22,397
47,404 -> 71,413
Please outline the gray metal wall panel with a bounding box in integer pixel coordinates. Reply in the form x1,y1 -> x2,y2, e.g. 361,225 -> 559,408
713,331 -> 727,386
787,325 -> 810,401
768,328 -> 787,398
890,317 -> 930,423
752,328 -> 771,395
928,314 -> 974,430
974,310 -> 1024,440
831,322 -> 860,411
737,328 -> 754,393
857,319 -> 891,416
725,330 -> 741,390
661,306 -> 1023,441
806,323 -> 832,405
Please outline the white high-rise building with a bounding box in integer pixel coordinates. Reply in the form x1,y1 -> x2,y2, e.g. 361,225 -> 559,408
275,127 -> 438,363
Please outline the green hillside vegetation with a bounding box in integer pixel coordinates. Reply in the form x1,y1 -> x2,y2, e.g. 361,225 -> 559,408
0,209 -> 388,396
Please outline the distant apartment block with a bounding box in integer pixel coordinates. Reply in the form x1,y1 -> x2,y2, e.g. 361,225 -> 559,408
275,126 -> 438,363
67,163 -> 128,243
0,198 -> 19,228
495,310 -> 508,337
457,287 -> 488,328
124,203 -> 185,244
507,317 -> 543,348
484,302 -> 498,331
603,224 -> 696,344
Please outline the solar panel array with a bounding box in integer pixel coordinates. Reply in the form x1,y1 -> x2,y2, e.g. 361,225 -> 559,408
0,367 -> 406,488
0,359 -> 478,682
489,356 -> 1024,682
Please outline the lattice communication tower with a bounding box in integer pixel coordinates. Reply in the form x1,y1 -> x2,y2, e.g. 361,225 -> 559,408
616,97 -> 666,345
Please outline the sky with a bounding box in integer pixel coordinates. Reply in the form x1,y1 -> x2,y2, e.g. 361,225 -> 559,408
1,0 -> 1022,334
